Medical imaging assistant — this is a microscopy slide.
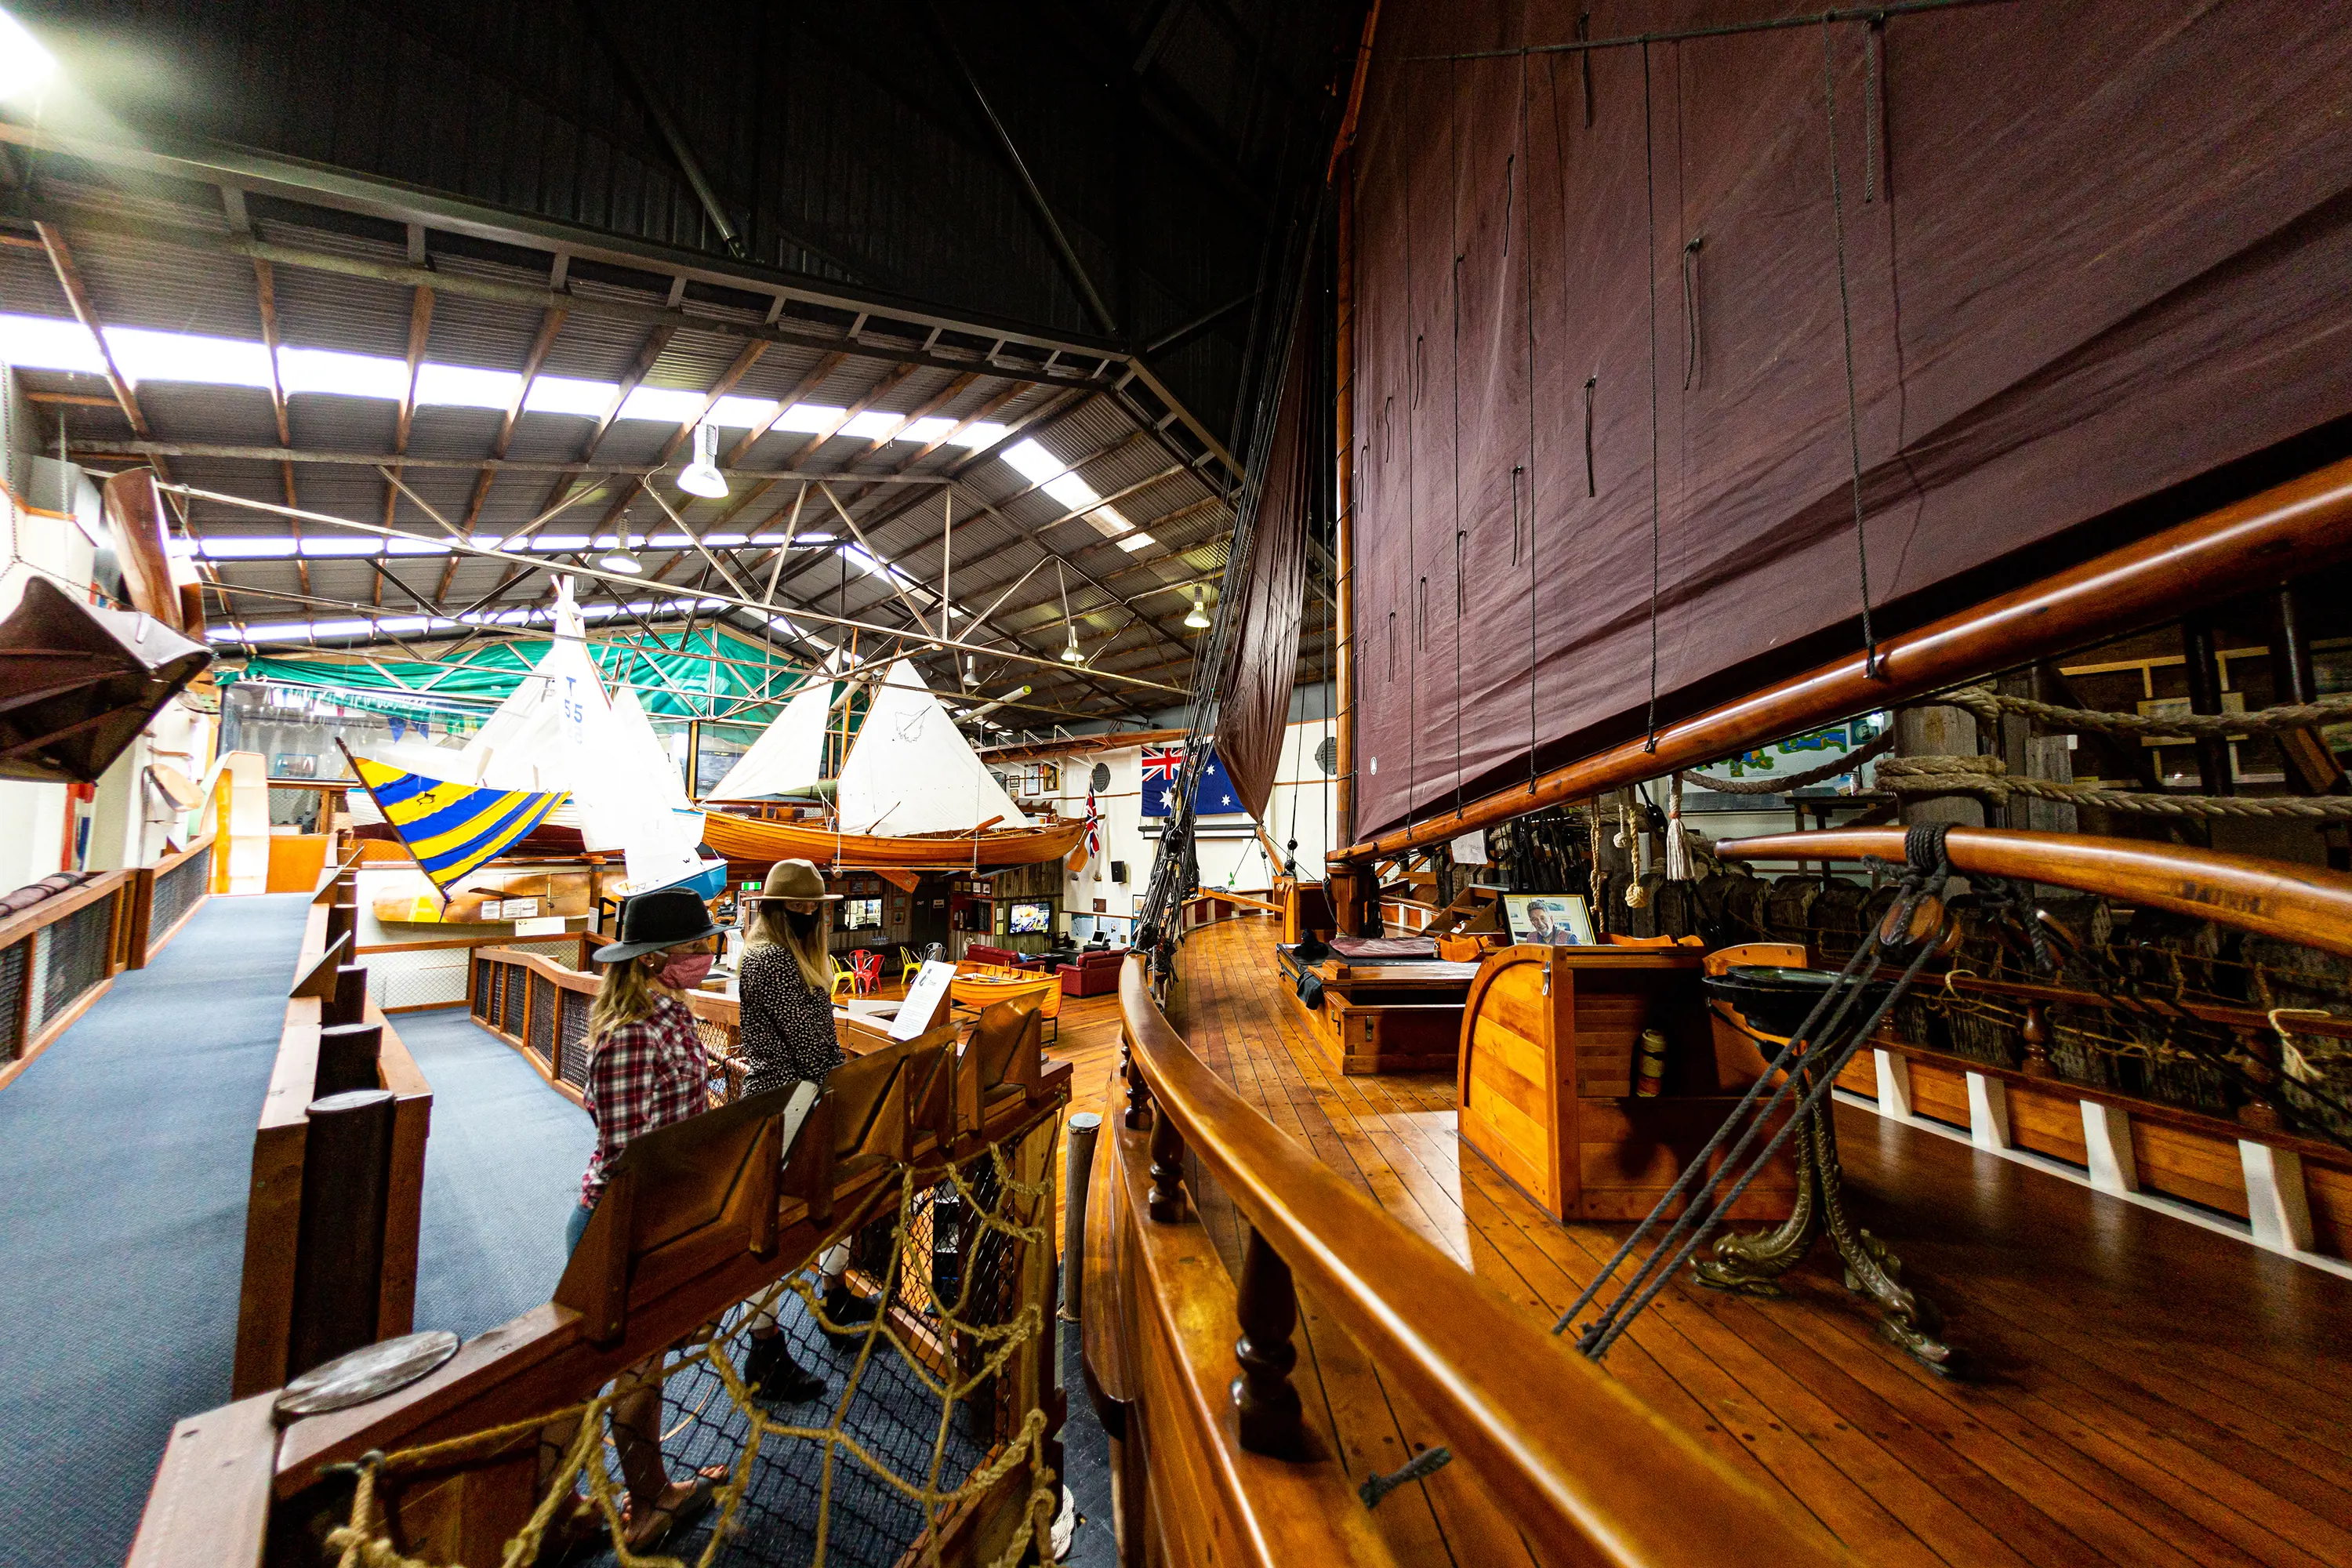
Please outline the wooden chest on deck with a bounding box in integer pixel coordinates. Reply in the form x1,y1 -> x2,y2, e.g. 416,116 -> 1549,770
1282,952 -> 1479,1076
1457,946 -> 1799,1225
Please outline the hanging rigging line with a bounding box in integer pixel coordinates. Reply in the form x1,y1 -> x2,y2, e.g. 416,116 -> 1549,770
1409,0 -> 2017,63
1642,40 -> 1663,752
1824,16 -> 1885,681
1523,51 -> 1542,792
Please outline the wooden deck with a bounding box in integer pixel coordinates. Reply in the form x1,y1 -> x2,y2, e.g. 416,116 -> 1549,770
1142,915 -> 2352,1567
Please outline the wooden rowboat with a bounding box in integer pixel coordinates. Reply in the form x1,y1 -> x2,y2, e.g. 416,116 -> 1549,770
700,808 -> 1087,872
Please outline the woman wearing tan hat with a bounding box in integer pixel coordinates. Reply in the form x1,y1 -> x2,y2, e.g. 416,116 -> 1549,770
736,858 -> 881,1403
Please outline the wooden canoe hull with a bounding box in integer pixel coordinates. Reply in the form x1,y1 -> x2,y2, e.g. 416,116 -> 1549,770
701,809 -> 1087,872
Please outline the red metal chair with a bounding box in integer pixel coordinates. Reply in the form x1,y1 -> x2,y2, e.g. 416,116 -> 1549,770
849,949 -> 884,996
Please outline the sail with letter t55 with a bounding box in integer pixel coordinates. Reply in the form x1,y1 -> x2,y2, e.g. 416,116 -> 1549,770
344,746 -> 568,896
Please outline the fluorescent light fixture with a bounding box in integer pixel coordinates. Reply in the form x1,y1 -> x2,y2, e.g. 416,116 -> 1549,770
950,422 -> 1008,448
415,363 -> 524,411
772,402 -> 846,433
0,8 -> 57,101
707,395 -> 780,429
677,419 -> 728,499
0,313 -> 104,373
524,375 -> 620,418
277,347 -> 411,401
617,385 -> 706,424
107,326 -> 274,389
1184,586 -> 1211,629
898,416 -> 957,445
1002,439 -> 1067,485
840,410 -> 903,441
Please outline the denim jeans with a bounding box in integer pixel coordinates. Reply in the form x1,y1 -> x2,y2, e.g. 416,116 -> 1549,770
565,1200 -> 593,1257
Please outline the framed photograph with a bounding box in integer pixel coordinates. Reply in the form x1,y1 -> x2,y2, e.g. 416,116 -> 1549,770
1503,892 -> 1595,947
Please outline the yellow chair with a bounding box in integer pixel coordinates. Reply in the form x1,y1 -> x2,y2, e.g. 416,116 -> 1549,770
830,956 -> 855,1000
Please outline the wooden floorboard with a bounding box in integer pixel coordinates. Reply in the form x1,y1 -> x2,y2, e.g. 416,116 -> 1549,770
1154,916 -> 2352,1566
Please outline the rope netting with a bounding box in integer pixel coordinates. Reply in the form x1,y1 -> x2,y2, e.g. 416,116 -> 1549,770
323,1117 -> 1063,1568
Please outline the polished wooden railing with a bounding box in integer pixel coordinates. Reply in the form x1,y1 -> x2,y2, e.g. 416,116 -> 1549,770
232,858 -> 433,1398
1101,950 -> 1846,1567
131,1000 -> 1069,1568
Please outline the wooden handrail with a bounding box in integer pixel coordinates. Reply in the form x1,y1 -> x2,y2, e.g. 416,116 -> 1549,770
1115,955 -> 1844,1567
1338,452 -> 2352,863
0,868 -> 136,954
1718,827 -> 2352,960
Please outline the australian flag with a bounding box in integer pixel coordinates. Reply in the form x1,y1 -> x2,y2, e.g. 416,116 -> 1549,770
1140,743 -> 1243,818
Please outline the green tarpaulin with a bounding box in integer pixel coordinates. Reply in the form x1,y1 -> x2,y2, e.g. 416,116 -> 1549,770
223,626 -> 807,732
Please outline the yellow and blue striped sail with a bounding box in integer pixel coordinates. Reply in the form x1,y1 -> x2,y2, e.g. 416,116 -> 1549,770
349,757 -> 568,895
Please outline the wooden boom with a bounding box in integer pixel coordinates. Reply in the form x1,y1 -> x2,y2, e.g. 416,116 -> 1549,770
1717,826 -> 2352,959
1337,452 -> 2352,864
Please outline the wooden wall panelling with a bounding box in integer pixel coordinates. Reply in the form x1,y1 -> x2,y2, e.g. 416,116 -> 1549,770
2002,1082 -> 2092,1168
2130,1118 -> 2252,1218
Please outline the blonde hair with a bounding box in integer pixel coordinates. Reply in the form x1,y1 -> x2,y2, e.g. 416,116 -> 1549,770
590,950 -> 673,1039
746,900 -> 831,993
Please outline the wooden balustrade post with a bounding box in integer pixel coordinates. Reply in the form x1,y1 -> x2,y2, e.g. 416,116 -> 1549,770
314,1021 -> 383,1098
1123,1043 -> 1152,1131
2019,1001 -> 2054,1077
328,964 -> 369,1027
286,1087 -> 397,1377
1232,1228 -> 1305,1457
1148,1111 -> 1185,1222
325,896 -> 358,956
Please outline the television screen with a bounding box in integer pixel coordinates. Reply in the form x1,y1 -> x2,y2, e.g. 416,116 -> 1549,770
842,897 -> 882,931
1008,901 -> 1052,935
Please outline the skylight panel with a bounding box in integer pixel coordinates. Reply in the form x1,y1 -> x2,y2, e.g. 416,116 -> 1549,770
840,410 -> 903,441
707,395 -> 780,428
531,534 -> 592,551
0,314 -> 105,373
703,532 -> 747,546
277,347 -> 410,401
898,416 -> 956,445
524,376 -> 619,418
299,536 -> 383,557
195,536 -> 302,559
1116,532 -> 1156,552
386,536 -> 451,556
1002,439 -> 1067,485
414,363 -> 524,411
1042,473 -> 1099,510
617,385 -> 708,424
772,402 -> 846,434
107,327 -> 274,389
950,422 -> 1008,449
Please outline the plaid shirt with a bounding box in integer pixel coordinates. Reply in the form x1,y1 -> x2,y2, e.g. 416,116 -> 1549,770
580,994 -> 708,1207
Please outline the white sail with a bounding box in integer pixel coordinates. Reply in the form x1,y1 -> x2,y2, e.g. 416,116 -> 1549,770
834,659 -> 1029,835
611,684 -> 706,850
704,676 -> 833,800
456,578 -> 704,891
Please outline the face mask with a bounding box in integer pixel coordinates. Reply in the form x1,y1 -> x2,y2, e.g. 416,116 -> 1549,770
786,909 -> 821,939
658,951 -> 714,989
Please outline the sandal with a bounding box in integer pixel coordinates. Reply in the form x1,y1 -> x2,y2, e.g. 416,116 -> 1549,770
626,1476 -> 717,1554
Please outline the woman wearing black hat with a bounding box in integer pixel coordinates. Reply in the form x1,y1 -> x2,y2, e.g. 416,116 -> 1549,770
735,858 -> 882,1400
546,884 -> 730,1553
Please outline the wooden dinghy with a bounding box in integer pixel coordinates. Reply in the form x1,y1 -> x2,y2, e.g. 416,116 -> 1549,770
699,655 -> 1084,871
699,808 -> 1086,871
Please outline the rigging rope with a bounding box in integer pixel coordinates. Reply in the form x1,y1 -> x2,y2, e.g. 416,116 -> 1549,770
1824,16 -> 1884,681
1940,684 -> 2352,739
1875,754 -> 2352,819
1642,40 -> 1664,752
